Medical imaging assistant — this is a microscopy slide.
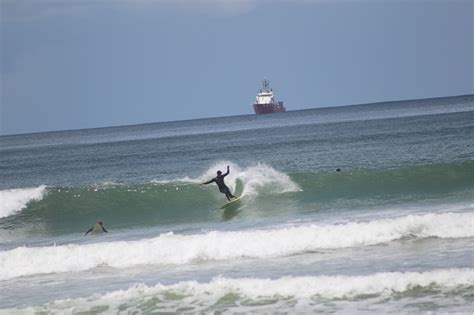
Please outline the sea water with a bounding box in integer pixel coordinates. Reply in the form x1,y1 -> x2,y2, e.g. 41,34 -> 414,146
1,96 -> 473,313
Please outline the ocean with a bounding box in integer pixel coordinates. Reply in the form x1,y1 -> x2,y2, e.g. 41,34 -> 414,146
1,95 -> 473,313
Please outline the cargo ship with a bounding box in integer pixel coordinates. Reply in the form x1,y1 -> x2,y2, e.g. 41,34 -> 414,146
253,79 -> 286,114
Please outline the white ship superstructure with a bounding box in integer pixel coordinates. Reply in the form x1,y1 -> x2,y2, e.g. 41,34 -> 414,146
253,79 -> 286,114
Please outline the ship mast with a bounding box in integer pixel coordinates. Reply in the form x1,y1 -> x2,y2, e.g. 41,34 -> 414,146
262,78 -> 270,91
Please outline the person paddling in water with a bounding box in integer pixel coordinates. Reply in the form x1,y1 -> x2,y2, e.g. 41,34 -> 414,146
202,165 -> 236,201
84,220 -> 108,236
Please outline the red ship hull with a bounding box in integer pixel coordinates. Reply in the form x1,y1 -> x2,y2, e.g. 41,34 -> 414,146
253,103 -> 286,114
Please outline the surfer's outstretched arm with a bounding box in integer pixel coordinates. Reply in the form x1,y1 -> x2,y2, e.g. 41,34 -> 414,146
100,223 -> 108,233
84,228 -> 93,237
223,165 -> 230,177
202,178 -> 215,185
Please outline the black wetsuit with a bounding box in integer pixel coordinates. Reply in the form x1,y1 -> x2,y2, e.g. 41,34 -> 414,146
84,222 -> 108,236
203,169 -> 235,201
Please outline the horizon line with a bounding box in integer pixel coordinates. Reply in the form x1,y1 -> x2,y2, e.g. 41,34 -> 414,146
1,93 -> 473,137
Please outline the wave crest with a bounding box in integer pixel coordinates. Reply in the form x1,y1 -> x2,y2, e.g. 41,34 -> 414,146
192,161 -> 301,198
13,268 -> 474,313
0,212 -> 472,280
0,186 -> 47,218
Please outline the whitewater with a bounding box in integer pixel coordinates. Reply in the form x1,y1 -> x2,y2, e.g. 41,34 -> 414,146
1,95 -> 473,313
1,212 -> 473,281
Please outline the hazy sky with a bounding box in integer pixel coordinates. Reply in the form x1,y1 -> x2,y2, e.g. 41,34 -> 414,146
1,0 -> 473,135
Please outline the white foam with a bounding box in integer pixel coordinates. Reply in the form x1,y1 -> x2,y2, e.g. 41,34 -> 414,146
238,162 -> 301,197
0,185 -> 47,218
15,268 -> 474,313
185,161 -> 301,197
89,268 -> 474,299
0,212 -> 472,281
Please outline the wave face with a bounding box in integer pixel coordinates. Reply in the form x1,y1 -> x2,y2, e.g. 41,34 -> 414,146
15,268 -> 474,313
1,161 -> 472,236
0,163 -> 301,235
1,212 -> 472,281
295,160 -> 474,200
0,186 -> 47,218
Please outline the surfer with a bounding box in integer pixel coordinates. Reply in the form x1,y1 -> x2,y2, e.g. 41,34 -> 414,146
84,220 -> 108,236
202,165 -> 236,201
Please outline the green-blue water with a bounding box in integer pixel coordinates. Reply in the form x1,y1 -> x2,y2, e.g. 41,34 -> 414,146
1,95 -> 473,313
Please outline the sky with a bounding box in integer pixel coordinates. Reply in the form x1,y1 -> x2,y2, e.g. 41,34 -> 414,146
1,0 -> 473,135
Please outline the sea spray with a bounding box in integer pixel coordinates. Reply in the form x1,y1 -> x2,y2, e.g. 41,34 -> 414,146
188,161 -> 301,197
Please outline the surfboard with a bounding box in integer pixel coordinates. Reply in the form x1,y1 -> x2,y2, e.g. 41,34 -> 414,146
220,196 -> 242,209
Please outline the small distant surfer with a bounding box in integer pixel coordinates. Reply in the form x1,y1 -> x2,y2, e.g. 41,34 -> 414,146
202,165 -> 236,201
84,220 -> 108,236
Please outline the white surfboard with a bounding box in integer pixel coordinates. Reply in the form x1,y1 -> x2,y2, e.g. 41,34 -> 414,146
220,196 -> 242,209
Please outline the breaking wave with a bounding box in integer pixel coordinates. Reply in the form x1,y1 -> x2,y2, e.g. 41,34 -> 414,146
2,161 -> 472,236
0,162 -> 301,234
0,186 -> 47,218
13,268 -> 474,313
1,212 -> 472,281
178,161 -> 301,197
